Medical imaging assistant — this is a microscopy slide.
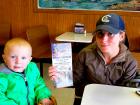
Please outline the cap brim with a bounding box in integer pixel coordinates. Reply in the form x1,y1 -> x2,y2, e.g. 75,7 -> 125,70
95,25 -> 120,34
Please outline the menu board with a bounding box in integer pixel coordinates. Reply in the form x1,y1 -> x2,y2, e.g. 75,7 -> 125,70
51,43 -> 73,88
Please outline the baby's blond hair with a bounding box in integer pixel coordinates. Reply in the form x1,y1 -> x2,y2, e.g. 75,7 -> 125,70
4,38 -> 32,55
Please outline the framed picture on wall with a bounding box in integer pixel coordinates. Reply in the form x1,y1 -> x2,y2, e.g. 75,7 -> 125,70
33,0 -> 140,12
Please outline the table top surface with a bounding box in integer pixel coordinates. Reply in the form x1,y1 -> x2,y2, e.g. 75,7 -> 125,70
81,84 -> 140,105
55,32 -> 93,43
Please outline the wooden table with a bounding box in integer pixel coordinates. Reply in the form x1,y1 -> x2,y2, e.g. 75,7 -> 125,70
81,84 -> 140,105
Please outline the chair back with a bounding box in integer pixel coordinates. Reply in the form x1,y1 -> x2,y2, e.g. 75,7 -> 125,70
0,23 -> 10,45
0,23 -> 10,63
26,25 -> 51,58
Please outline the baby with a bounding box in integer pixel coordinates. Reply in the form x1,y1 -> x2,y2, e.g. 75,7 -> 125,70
0,38 -> 54,105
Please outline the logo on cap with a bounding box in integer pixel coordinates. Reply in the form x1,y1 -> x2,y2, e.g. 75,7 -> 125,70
101,15 -> 111,22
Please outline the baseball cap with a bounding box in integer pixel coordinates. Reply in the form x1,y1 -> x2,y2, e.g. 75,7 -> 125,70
95,13 -> 125,34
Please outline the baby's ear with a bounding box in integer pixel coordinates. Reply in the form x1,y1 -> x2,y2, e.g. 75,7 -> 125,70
29,56 -> 32,62
2,54 -> 6,62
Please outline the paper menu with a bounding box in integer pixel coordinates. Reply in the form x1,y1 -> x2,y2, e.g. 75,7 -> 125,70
51,43 -> 73,88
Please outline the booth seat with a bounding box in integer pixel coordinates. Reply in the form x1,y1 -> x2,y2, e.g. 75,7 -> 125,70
132,52 -> 140,70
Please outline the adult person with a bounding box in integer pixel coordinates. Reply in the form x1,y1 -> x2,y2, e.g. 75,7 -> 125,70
49,13 -> 137,105
0,38 -> 54,105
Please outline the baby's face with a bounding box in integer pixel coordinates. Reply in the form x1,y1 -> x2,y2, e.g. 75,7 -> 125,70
3,46 -> 32,72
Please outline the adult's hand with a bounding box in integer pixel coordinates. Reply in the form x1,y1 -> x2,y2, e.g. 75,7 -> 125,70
48,66 -> 58,81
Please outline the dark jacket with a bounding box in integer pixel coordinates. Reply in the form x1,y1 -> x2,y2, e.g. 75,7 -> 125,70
73,43 -> 137,97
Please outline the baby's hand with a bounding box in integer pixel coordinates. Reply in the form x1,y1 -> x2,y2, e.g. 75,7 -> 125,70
38,98 -> 53,105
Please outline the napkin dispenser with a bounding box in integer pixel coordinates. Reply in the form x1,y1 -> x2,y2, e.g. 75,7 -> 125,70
74,23 -> 85,34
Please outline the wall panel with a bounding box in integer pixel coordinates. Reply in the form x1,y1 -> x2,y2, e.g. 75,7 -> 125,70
0,0 -> 140,51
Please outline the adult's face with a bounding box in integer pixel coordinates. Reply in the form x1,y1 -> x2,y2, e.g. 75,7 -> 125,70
95,30 -> 125,54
